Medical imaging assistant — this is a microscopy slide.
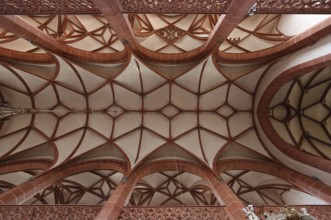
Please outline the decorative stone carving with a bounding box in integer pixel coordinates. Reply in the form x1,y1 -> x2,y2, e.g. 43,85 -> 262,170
156,26 -> 185,44
228,37 -> 241,45
0,205 -> 329,219
0,0 -> 330,14
246,205 -> 326,220
119,207 -> 231,220
256,0 -> 331,14
120,0 -> 231,14
0,0 -> 99,14
0,206 -> 101,220
243,205 -> 260,220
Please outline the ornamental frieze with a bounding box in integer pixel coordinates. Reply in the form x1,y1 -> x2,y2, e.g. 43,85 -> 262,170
256,0 -> 331,14
0,0 -> 330,14
119,0 -> 231,14
119,207 -> 231,220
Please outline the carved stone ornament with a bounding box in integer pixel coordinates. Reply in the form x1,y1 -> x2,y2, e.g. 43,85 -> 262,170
156,25 -> 185,44
120,0 -> 231,14
0,206 -> 101,220
243,205 -> 319,220
0,0 -> 330,14
119,207 -> 231,220
256,0 -> 331,14
0,0 -> 99,14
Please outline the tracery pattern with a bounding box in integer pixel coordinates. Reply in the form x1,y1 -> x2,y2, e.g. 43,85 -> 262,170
119,207 -> 231,220
0,0 -> 330,14
24,15 -> 124,53
221,171 -> 324,206
0,205 -> 100,220
0,205 -> 328,220
256,0 -> 331,14
0,15 -> 124,53
219,15 -> 290,53
128,171 -> 219,206
25,170 -> 123,205
0,0 -> 99,14
120,0 -> 231,14
156,25 -> 186,44
269,67 -> 331,159
130,14 -> 219,53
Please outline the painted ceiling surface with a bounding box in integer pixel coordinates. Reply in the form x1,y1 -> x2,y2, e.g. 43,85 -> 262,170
0,6 -> 330,207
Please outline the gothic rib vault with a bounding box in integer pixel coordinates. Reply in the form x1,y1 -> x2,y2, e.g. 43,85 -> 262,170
0,0 -> 330,219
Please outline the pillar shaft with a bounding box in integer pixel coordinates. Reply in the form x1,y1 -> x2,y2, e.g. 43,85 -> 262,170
95,161 -> 247,220
208,177 -> 246,220
95,176 -> 136,220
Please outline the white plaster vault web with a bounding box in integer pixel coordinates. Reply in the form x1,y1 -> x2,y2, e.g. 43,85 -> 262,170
0,53 -> 270,170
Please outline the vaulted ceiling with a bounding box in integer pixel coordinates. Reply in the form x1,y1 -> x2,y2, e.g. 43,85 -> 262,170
0,0 -> 330,207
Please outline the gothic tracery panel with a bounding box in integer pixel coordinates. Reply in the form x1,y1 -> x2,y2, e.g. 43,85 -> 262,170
0,0 -> 330,14
120,0 -> 231,14
128,171 -> 219,206
25,170 -> 123,205
130,14 -> 219,53
221,170 -> 327,206
256,0 -> 331,14
0,206 -> 100,220
23,15 -> 124,53
219,15 -> 290,54
119,207 -> 230,220
0,0 -> 99,14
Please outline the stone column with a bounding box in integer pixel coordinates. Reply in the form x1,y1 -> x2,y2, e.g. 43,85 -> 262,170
208,176 -> 246,220
95,160 -> 247,220
94,175 -> 137,220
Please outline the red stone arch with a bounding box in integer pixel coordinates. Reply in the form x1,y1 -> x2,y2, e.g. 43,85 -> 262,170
0,161 -> 51,175
0,160 -> 127,205
0,15 -> 128,63
96,160 -> 246,220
